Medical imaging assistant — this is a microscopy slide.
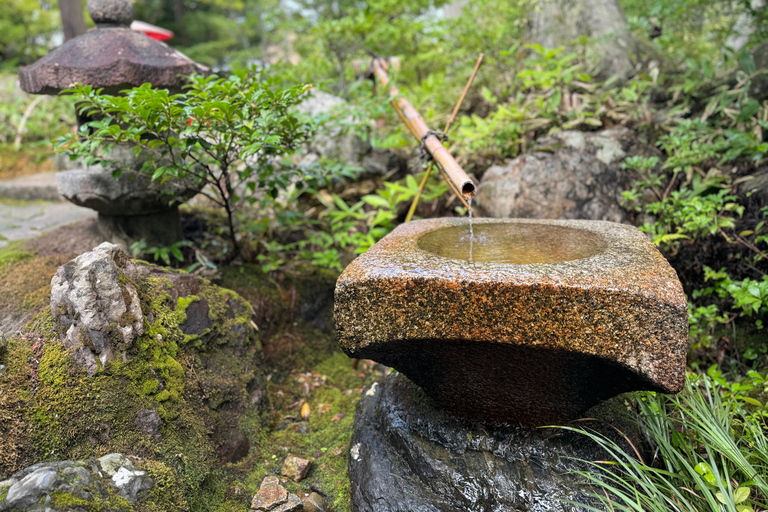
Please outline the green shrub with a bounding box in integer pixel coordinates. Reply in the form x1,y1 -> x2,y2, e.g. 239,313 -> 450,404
57,69 -> 335,261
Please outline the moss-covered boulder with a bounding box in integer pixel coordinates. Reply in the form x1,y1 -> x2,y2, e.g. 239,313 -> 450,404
0,243 -> 267,510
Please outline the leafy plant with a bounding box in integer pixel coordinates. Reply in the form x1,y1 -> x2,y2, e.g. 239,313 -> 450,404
251,170 -> 449,273
130,239 -> 187,267
56,68 -> 323,262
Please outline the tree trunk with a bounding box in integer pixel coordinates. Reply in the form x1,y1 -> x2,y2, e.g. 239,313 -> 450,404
173,0 -> 186,25
530,0 -> 661,83
58,0 -> 86,42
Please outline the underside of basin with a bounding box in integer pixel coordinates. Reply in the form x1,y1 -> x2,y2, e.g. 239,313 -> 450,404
335,218 -> 689,426
354,339 -> 665,425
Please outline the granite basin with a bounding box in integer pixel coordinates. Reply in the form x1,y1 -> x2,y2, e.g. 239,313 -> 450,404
334,218 -> 688,425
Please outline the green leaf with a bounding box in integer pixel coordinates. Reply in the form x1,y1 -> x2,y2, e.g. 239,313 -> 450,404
734,487 -> 751,504
362,195 -> 391,209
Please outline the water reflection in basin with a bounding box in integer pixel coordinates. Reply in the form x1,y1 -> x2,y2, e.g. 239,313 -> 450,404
416,222 -> 608,264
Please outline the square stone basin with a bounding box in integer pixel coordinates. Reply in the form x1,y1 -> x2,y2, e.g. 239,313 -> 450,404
334,218 -> 688,425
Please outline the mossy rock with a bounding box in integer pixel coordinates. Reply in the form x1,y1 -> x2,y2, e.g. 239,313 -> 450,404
0,245 -> 268,511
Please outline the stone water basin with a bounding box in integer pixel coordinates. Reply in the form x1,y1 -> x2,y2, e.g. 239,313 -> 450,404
335,218 -> 688,425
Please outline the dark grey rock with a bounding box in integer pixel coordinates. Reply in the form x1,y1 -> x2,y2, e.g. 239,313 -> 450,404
750,41 -> 768,100
474,127 -> 658,222
348,374 -> 640,512
739,166 -> 768,210
133,408 -> 162,437
0,460 -> 100,512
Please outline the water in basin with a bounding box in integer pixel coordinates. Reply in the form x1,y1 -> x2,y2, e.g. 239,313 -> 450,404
417,222 -> 608,264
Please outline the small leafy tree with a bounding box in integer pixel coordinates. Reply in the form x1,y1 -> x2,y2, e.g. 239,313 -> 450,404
57,69 -> 319,261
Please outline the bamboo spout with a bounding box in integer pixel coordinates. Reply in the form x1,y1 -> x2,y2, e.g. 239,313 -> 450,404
371,58 -> 475,201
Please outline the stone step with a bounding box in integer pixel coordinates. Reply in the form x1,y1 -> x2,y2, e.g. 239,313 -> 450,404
0,173 -> 61,201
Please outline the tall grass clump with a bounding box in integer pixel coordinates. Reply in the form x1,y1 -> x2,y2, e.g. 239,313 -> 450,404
565,374 -> 768,512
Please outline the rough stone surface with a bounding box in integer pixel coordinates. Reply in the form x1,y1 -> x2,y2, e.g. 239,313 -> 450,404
474,127 -> 657,222
50,242 -> 144,376
251,476 -> 302,512
97,453 -> 133,477
48,242 -> 266,465
56,145 -> 201,217
739,166 -> 768,210
335,217 -> 688,425
296,90 -> 405,180
349,373 -> 639,512
750,41 -> 768,101
87,0 -> 134,26
111,466 -> 153,502
18,26 -> 208,96
302,492 -> 327,512
0,455 -> 149,511
280,455 -> 313,482
133,408 -> 162,437
530,0 -> 662,82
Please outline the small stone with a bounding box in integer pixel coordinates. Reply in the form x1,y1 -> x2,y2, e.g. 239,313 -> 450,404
277,494 -> 303,512
87,0 -> 134,26
134,408 -> 161,436
97,453 -> 134,477
280,455 -> 313,482
302,492 -> 328,512
112,466 -> 153,502
251,476 -> 287,511
0,364 -> 6,376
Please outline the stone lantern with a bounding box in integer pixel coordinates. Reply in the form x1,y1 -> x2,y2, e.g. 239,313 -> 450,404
18,0 -> 210,250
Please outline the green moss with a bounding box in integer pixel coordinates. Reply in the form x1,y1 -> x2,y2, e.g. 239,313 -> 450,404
50,489 -> 133,512
25,306 -> 57,338
142,379 -> 160,395
136,460 -> 190,512
0,241 -> 34,274
241,350 -> 377,511
175,295 -> 200,326
0,484 -> 9,502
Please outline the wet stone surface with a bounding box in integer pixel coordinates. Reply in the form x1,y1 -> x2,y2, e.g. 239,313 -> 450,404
0,200 -> 96,249
335,218 -> 688,425
348,374 -> 637,512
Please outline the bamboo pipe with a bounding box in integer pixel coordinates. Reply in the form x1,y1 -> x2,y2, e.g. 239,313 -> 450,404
371,58 -> 476,200
405,53 -> 484,222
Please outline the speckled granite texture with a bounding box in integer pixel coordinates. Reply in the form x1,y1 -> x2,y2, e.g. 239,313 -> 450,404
334,218 -> 688,425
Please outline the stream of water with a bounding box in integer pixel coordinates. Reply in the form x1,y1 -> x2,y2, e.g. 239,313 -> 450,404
467,198 -> 474,263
